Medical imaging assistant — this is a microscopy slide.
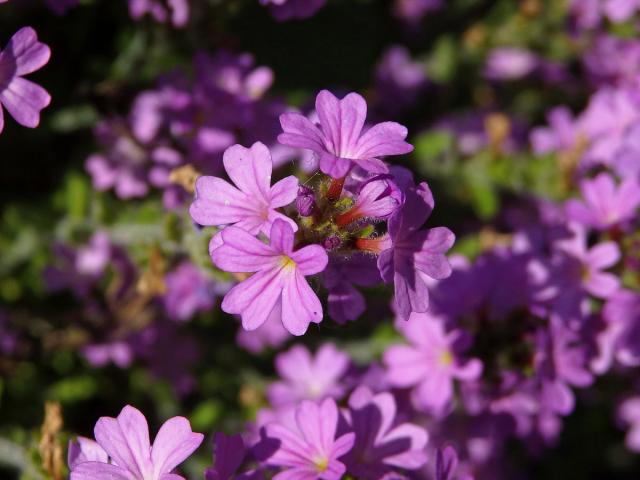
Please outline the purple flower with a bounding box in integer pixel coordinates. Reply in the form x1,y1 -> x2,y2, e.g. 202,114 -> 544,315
236,304 -> 291,354
583,35 -> 640,87
263,398 -> 356,480
373,176 -> 455,320
0,27 -> 51,133
128,0 -> 189,27
384,313 -> 482,414
278,90 -> 413,178
594,290 -> 640,372
435,445 -> 474,480
335,177 -> 402,227
392,0 -> 442,24
619,397 -> 640,453
260,0 -> 327,21
190,142 -> 298,236
69,405 -> 203,480
483,48 -> 539,81
68,437 -> 108,469
163,262 -> 216,322
211,220 -> 328,335
268,344 -> 350,407
530,106 -> 581,155
565,172 -> 640,231
603,0 -> 640,23
342,386 -> 428,477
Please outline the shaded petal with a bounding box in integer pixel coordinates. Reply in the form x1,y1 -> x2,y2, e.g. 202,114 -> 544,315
270,175 -> 299,207
190,176 -> 256,228
587,242 -> 621,270
319,151 -> 352,178
278,112 -> 325,152
383,345 -> 428,387
270,219 -> 295,255
70,462 -> 133,480
222,268 -> 283,331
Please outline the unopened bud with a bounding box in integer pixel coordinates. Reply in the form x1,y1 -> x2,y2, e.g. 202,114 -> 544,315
296,185 -> 316,217
323,235 -> 341,251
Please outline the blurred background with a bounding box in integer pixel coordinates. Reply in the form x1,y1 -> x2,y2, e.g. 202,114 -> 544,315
1,0 -> 639,479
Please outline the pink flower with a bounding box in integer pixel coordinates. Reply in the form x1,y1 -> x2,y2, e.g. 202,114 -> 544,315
268,344 -> 350,406
566,172 -> 640,230
211,219 -> 328,335
68,405 -> 203,480
383,313 -> 483,414
190,142 -> 299,236
278,90 -> 413,178
264,398 -> 356,480
0,27 -> 51,133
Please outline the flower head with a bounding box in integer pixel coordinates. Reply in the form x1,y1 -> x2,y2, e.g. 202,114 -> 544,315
69,405 -> 203,480
263,398 -> 355,480
212,219 -> 328,335
278,90 -> 413,178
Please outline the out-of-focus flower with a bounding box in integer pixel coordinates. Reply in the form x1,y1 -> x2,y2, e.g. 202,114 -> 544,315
263,398 -> 355,480
163,262 -> 216,322
128,0 -> 189,27
69,405 -> 203,480
260,0 -> 326,21
384,313 -> 482,414
190,142 -> 298,236
0,27 -> 51,133
565,172 -> 640,231
619,397 -> 640,453
278,90 -> 413,178
268,344 -> 350,407
483,48 -> 539,81
342,386 -> 428,477
45,0 -> 79,14
392,0 -> 442,24
212,220 -> 328,335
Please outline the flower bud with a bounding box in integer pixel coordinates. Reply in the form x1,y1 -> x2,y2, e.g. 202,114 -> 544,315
296,185 -> 316,217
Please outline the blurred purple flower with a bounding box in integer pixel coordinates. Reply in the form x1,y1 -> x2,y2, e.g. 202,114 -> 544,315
384,313 -> 482,414
565,172 -> 640,231
619,397 -> 640,453
260,0 -> 326,21
268,343 -> 350,407
206,432 -> 263,480
129,0 -> 189,27
45,0 -> 79,14
163,262 -> 216,322
483,48 -> 539,81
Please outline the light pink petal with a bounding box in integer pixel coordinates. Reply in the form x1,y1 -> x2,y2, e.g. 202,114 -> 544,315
565,199 -> 596,227
269,219 -> 295,255
0,77 -> 50,128
278,112 -> 325,152
270,175 -> 299,207
319,151 -> 352,178
383,424 -> 428,469
70,462 -> 132,480
190,176 -> 257,228
281,271 -> 323,336
290,244 -> 328,276
151,416 -> 203,475
352,156 -> 390,174
266,210 -> 299,236
223,142 -> 273,200
584,272 -> 620,298
383,345 -> 428,387
68,437 -> 109,468
353,122 -> 413,158
3,27 -> 51,76
587,242 -> 621,270
211,227 -> 278,273
275,344 -> 313,382
94,405 -> 152,477
315,90 -> 342,153
415,373 -> 453,413
453,358 -> 483,381
222,268 -> 283,331
296,399 -> 337,453
332,432 -> 356,458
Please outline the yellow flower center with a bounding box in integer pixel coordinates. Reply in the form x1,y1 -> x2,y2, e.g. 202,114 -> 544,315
314,455 -> 330,472
439,349 -> 454,366
281,255 -> 297,271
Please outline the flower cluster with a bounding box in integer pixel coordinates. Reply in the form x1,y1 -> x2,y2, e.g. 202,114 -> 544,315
191,89 -> 455,335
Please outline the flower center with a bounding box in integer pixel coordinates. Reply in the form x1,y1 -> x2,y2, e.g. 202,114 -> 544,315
439,349 -> 454,367
313,455 -> 330,473
281,256 -> 297,271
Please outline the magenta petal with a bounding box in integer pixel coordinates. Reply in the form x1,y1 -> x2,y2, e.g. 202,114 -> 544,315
190,176 -> 250,227
354,121 -> 413,158
0,77 -> 50,128
269,219 -> 295,255
3,26 -> 51,76
290,244 -> 328,276
319,151 -> 352,178
270,175 -> 299,207
70,462 -> 132,480
223,142 -> 272,200
278,112 -> 325,152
